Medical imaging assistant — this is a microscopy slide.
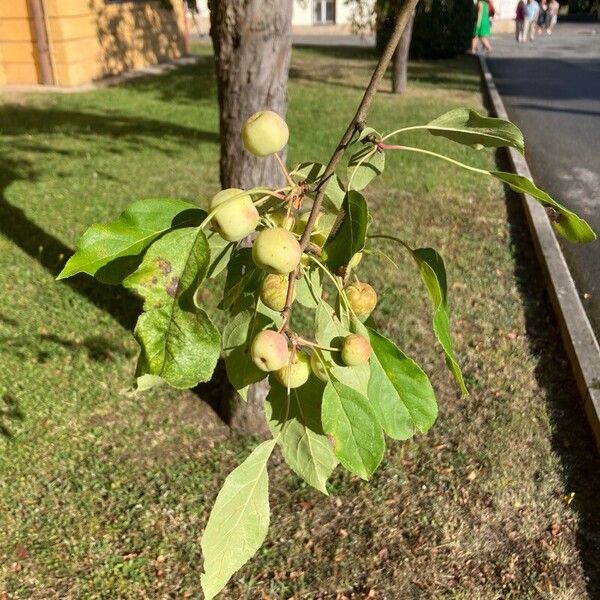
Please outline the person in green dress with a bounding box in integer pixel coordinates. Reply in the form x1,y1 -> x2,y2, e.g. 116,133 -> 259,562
471,0 -> 493,53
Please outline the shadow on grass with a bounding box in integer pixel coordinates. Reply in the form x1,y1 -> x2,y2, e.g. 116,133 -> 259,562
0,154 -> 142,331
0,87 -> 223,332
0,394 -> 25,439
495,146 -> 600,597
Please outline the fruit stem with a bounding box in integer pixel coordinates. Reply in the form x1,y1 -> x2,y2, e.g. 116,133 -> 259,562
296,337 -> 339,352
277,0 -> 421,329
274,152 -> 296,188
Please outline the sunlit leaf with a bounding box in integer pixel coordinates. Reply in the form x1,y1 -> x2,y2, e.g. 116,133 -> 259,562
124,227 -> 220,389
322,380 -> 384,480
265,378 -> 337,494
201,440 -> 275,600
491,171 -> 596,243
57,198 -> 205,283
347,144 -> 385,191
426,108 -> 524,154
368,328 -> 438,433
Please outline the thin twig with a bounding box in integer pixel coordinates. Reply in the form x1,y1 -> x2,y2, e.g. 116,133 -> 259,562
279,0 -> 421,329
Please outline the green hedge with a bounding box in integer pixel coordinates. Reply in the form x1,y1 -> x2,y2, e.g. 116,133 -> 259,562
376,0 -> 475,59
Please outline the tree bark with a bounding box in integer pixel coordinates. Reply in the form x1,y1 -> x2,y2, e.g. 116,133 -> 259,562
391,9 -> 415,95
208,0 -> 293,435
209,0 -> 293,188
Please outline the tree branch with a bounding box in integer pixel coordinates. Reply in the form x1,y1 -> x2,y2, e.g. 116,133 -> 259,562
279,0 -> 421,331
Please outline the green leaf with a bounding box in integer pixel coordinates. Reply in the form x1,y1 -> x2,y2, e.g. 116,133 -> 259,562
410,247 -> 468,395
324,191 -> 368,274
426,108 -> 525,154
207,231 -> 234,279
292,161 -> 346,209
322,381 -> 384,480
265,379 -> 338,494
491,171 -> 596,243
296,264 -> 322,309
222,307 -> 272,399
57,198 -> 205,284
368,328 -> 438,433
201,439 -> 275,600
347,144 -> 385,191
124,227 -> 220,389
220,249 -> 263,312
369,235 -> 467,395
315,303 -> 370,396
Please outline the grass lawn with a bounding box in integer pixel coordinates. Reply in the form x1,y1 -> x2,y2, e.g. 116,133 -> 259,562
1,44 -> 599,599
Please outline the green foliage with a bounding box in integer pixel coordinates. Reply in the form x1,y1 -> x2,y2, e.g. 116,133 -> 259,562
426,108 -> 525,155
265,379 -> 338,494
57,198 -> 205,284
491,171 -> 596,243
57,98 -> 594,598
124,227 -> 220,389
375,0 -> 474,60
322,380 -> 385,479
323,191 -> 368,273
200,440 -> 275,600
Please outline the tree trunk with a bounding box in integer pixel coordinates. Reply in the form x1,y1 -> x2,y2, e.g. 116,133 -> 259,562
391,9 -> 415,95
208,0 -> 293,435
209,0 -> 293,188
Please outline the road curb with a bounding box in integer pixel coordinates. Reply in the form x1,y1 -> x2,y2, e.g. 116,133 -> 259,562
478,54 -> 600,451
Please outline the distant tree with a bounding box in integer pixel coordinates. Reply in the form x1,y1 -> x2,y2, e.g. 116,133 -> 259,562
377,0 -> 473,59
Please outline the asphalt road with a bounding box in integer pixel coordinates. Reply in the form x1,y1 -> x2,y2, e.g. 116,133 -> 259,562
487,23 -> 600,339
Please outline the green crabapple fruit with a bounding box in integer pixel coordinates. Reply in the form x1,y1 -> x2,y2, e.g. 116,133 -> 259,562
252,227 -> 302,274
260,273 -> 295,312
242,110 -> 289,157
275,350 -> 311,388
341,334 -> 372,366
209,188 -> 259,242
345,281 -> 378,318
250,330 -> 289,372
310,350 -> 330,382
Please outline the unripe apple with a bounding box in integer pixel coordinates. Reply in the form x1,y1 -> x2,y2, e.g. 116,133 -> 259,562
252,227 -> 302,274
275,350 -> 311,388
269,210 -> 295,231
260,273 -> 295,312
345,281 -> 378,318
250,330 -> 289,372
209,188 -> 259,242
341,334 -> 372,366
242,110 -> 289,157
310,350 -> 330,382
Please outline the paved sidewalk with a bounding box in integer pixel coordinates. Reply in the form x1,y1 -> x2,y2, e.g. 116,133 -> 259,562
487,23 -> 600,339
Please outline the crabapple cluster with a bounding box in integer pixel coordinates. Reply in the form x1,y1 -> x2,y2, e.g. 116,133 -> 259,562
209,110 -> 379,388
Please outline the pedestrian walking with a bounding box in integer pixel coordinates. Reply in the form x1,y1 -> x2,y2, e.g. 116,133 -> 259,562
515,0 -> 526,42
546,0 -> 559,33
537,0 -> 548,34
524,0 -> 540,42
471,0 -> 493,53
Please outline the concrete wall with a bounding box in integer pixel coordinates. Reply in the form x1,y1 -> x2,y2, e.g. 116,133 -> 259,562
0,0 -> 186,87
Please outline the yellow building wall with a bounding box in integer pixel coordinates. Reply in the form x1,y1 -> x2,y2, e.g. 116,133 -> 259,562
0,0 -> 186,87
0,0 -> 40,85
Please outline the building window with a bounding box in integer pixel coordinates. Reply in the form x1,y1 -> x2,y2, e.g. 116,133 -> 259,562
313,0 -> 335,24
